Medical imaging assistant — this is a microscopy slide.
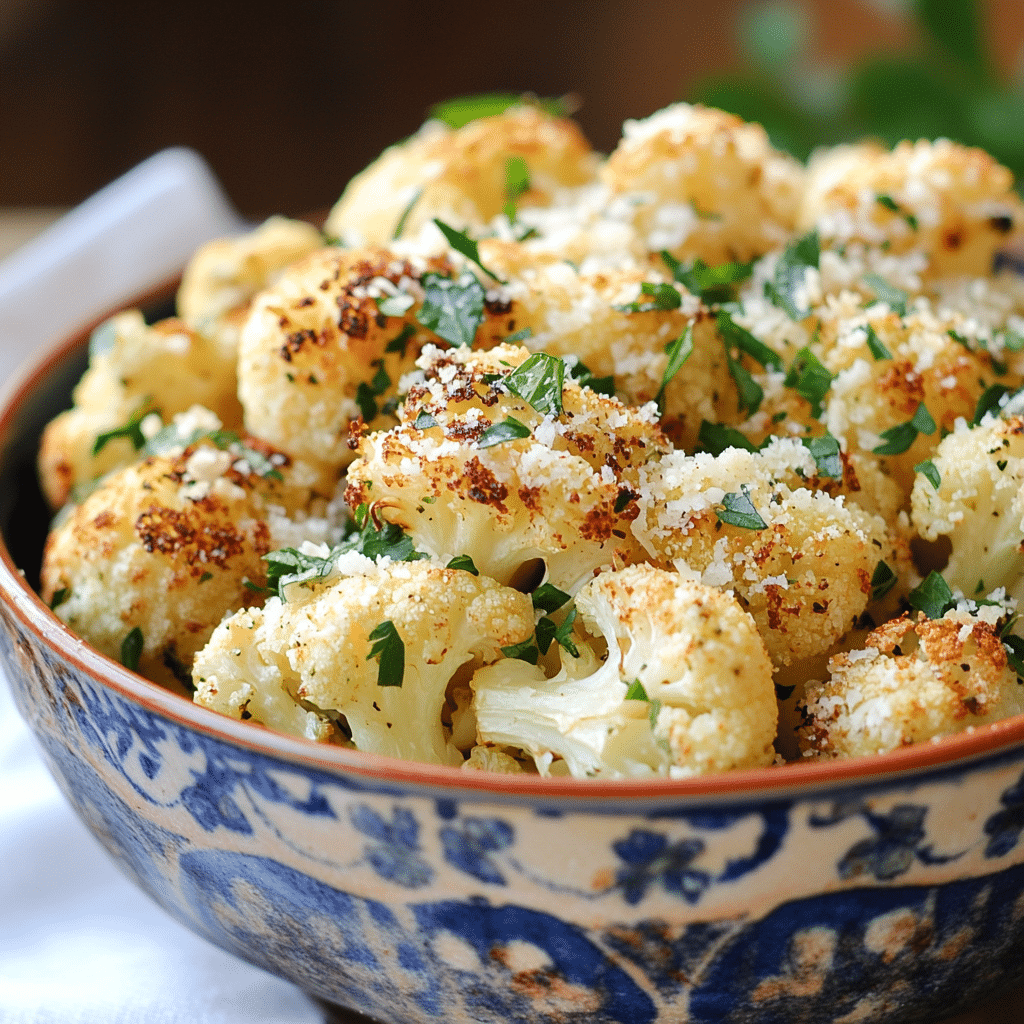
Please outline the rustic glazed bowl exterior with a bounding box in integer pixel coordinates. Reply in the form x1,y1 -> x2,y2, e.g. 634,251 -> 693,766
6,321 -> 1024,1024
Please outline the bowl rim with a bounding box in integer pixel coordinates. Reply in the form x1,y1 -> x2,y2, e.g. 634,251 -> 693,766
6,287 -> 1024,805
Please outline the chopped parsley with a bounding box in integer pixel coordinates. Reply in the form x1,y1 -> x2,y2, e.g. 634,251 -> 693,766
355,362 -> 392,423
870,560 -> 898,602
872,402 -> 936,456
504,352 -> 565,416
531,583 -> 571,614
973,384 -> 1014,425
716,486 -> 768,530
803,433 -> 843,478
413,410 -> 438,430
1003,634 -> 1024,676
49,587 -> 70,610
93,401 -> 156,456
478,416 -> 532,447
428,92 -> 571,129
914,459 -> 941,490
120,627 -> 144,672
657,324 -> 694,411
433,219 -> 506,283
875,193 -> 919,230
416,270 -> 485,348
367,620 -> 405,687
763,229 -> 820,320
908,571 -> 956,620
863,274 -> 908,317
500,636 -> 540,665
698,420 -> 757,456
263,547 -> 340,600
564,356 -> 615,396
504,155 -> 531,221
447,554 -> 480,575
536,608 -> 580,657
142,426 -> 284,480
717,310 -> 783,371
615,281 -> 683,314
725,351 -> 764,417
865,324 -> 892,361
660,251 -> 753,305
784,347 -> 832,417
624,679 -> 649,701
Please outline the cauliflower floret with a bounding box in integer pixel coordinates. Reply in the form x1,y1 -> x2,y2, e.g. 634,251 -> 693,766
38,311 -> 242,509
176,215 -> 323,358
323,105 -> 599,247
799,139 -> 1023,280
632,438 -> 901,667
39,437 -> 334,691
799,606 -> 1024,758
237,246 -> 464,473
345,343 -> 668,594
193,559 -> 535,765
911,415 -> 1024,603
601,103 -> 805,265
477,239 -> 739,448
471,565 -> 777,777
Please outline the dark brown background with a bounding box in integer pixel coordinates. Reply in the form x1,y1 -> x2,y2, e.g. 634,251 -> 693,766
5,0 -> 1022,219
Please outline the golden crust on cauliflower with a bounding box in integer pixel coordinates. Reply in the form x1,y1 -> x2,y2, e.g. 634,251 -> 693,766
799,608 -> 1024,758
38,312 -> 243,510
40,437 -> 334,691
799,138 -> 1023,280
601,103 -> 805,265
345,343 -> 668,594
193,559 -> 535,765
323,105 -> 599,247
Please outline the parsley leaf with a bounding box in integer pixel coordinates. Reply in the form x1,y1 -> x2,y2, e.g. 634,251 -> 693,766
433,219 -> 506,283
717,310 -> 783,370
908,571 -> 956,620
624,679 -> 649,701
384,323 -> 417,357
429,92 -> 570,129
615,281 -> 683,314
863,273 -> 908,317
504,352 -> 565,416
531,583 -> 571,614
872,402 -> 935,455
564,357 -> 615,396
973,384 -> 1013,425
500,637 -> 540,665
875,193 -> 918,231
120,627 -> 144,672
698,420 -> 756,456
447,554 -> 480,575
803,433 -> 843,477
784,347 -> 833,417
865,324 -> 892,361
657,324 -> 694,411
416,271 -> 485,348
1004,634 -> 1024,676
478,416 -> 532,447
716,486 -> 768,530
93,401 -> 156,456
726,352 -> 763,416
870,560 -> 898,602
142,426 -> 284,481
661,251 -> 753,305
367,620 -> 405,687
763,229 -> 820,319
915,459 -> 941,490
355,362 -> 392,422
504,155 -> 530,220
263,547 -> 338,599
49,587 -> 70,610
413,410 -> 438,430
536,608 -> 580,657
392,186 -> 423,240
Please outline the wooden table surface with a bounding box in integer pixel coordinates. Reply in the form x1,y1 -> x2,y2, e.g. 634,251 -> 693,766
2,206 -> 1022,1024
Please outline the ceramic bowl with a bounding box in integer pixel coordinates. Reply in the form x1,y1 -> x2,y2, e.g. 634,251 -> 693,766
6,300 -> 1024,1024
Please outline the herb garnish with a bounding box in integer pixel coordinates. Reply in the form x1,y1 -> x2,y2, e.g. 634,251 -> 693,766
784,347 -> 833,417
872,402 -> 936,455
416,271 -> 485,348
447,554 -> 480,575
698,420 -> 757,456
865,324 -> 893,361
355,362 -> 392,423
863,274 -> 908,317
803,433 -> 843,478
93,400 -> 156,456
504,352 -> 565,416
564,357 -> 615,396
763,230 -> 820,319
716,486 -> 768,530
661,251 -> 753,305
384,323 -> 417,357
428,92 -> 570,129
536,608 -> 580,657
478,416 -> 532,447
531,583 -> 571,614
433,219 -> 506,283
908,571 -> 956,619
367,620 -> 405,687
120,627 -> 144,672
870,560 -> 898,602
914,459 -> 941,490
657,324 -> 694,411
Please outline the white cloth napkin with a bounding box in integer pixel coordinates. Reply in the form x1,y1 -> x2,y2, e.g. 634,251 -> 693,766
0,680 -> 333,1024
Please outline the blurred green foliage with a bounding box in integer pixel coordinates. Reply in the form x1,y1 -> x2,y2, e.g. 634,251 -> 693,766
691,0 -> 1024,180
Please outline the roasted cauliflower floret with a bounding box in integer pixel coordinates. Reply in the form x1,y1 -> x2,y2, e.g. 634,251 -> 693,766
632,438 -> 900,667
471,565 -> 777,777
176,215 -> 323,356
40,436 -> 336,691
799,139 -> 1023,280
601,103 -> 805,265
323,104 -> 598,247
237,245 -> 465,473
911,415 -> 1024,604
799,603 -> 1024,758
345,343 -> 668,594
38,311 -> 242,509
193,557 -> 535,764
